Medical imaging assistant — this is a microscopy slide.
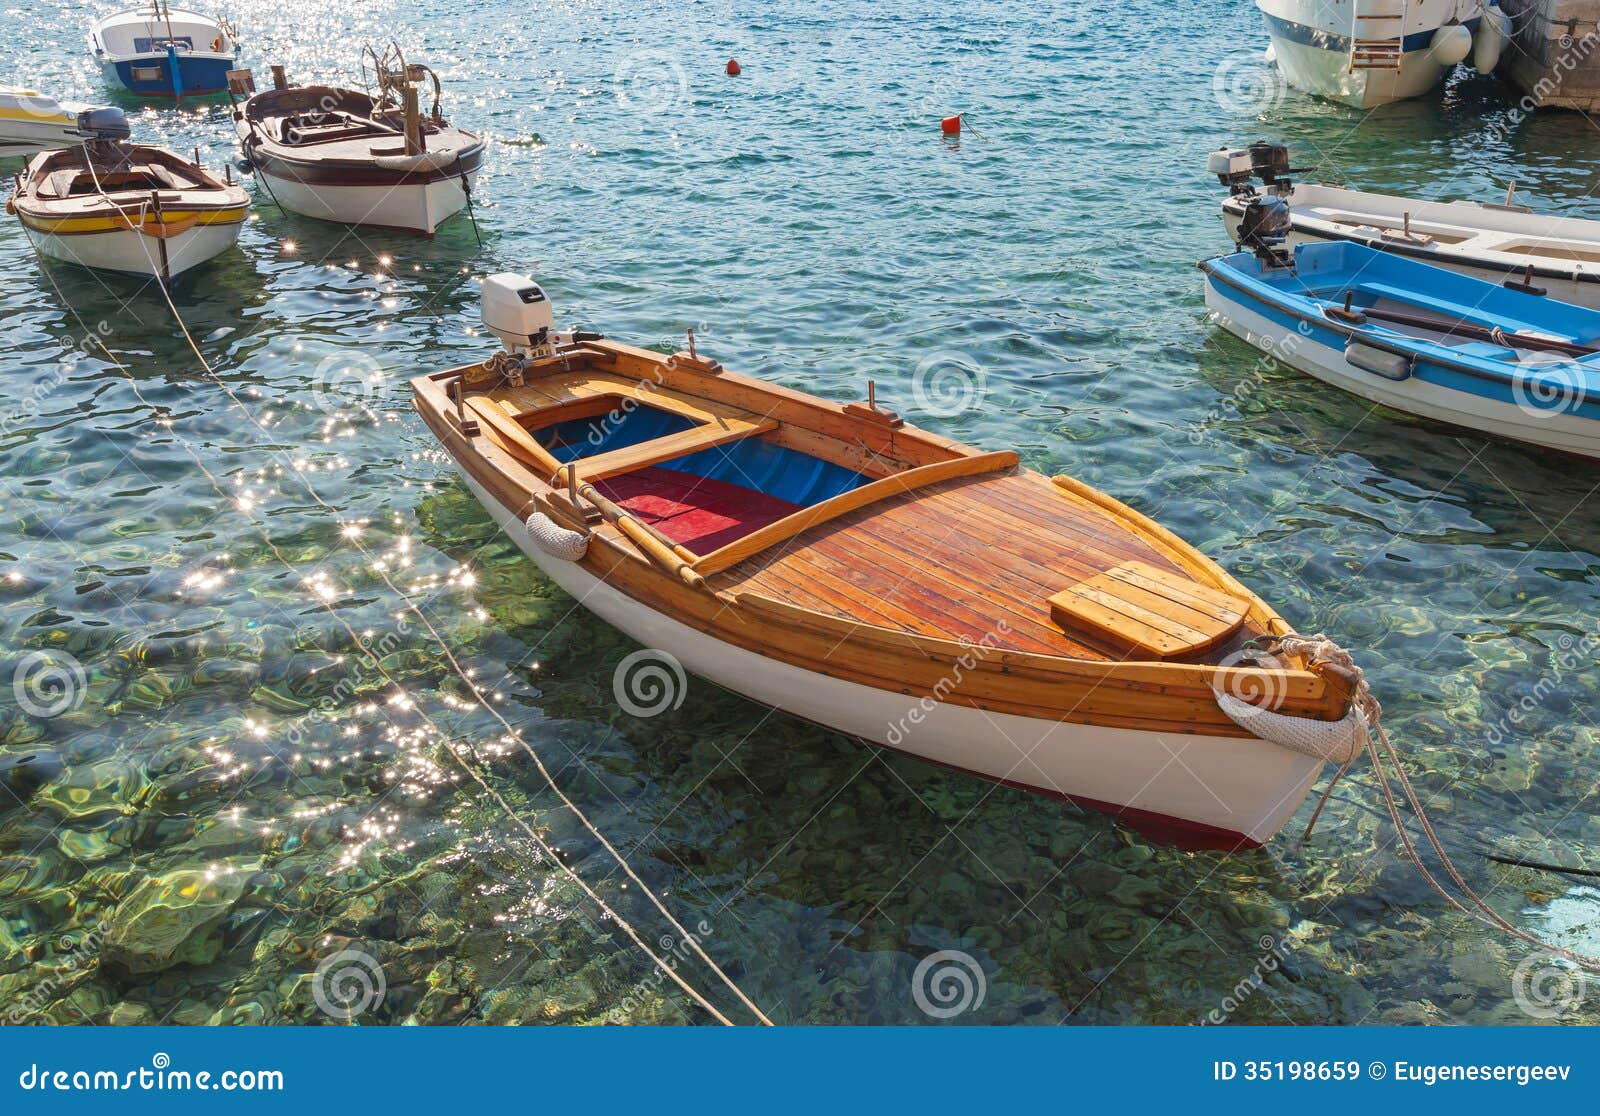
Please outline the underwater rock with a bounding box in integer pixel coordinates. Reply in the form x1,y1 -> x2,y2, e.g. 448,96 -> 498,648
0,750 -> 64,806
108,1001 -> 156,1026
101,859 -> 258,976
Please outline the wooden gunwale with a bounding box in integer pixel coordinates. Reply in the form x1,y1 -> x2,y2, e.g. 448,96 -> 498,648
412,352 -> 1346,733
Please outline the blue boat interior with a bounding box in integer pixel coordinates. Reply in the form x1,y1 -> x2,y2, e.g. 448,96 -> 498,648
1229,241 -> 1600,349
529,397 -> 868,513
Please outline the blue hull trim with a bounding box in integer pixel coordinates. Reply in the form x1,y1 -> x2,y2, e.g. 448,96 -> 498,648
107,55 -> 235,97
1261,11 -> 1480,56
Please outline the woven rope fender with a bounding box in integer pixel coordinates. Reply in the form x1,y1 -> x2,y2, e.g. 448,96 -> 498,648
525,511 -> 588,560
1214,691 -> 1368,764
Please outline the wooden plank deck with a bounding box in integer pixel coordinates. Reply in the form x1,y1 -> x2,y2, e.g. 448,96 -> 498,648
709,470 -> 1258,660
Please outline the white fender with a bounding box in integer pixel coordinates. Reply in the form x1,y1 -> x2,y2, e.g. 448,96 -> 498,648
1474,5 -> 1511,75
1430,24 -> 1473,67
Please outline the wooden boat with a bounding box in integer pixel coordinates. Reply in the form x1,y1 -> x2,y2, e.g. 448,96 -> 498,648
412,277 -> 1365,851
7,108 -> 248,282
230,52 -> 482,236
90,3 -> 240,99
1213,141 -> 1600,308
1201,239 -> 1600,459
0,86 -> 89,159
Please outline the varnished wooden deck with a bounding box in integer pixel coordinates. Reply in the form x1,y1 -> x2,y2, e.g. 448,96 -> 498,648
709,469 -> 1265,660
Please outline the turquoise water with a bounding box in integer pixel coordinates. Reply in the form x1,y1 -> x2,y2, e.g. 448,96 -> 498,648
3,0 -> 1600,1025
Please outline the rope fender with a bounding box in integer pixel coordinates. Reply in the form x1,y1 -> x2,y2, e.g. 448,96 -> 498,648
1215,690 -> 1368,765
524,510 -> 588,560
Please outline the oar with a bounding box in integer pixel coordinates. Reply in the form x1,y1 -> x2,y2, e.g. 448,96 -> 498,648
567,479 -> 705,588
1327,297 -> 1600,357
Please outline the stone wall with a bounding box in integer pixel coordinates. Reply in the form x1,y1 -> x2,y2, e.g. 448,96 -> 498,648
1498,0 -> 1600,110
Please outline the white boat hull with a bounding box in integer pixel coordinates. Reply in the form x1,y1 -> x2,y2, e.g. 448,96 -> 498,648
0,88 -> 83,158
1256,0 -> 1478,109
1265,27 -> 1447,109
1204,279 -> 1600,459
453,466 -> 1327,846
28,220 -> 242,280
256,168 -> 476,236
1223,193 -> 1600,310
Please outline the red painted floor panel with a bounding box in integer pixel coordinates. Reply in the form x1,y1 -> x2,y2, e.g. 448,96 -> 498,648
595,467 -> 802,552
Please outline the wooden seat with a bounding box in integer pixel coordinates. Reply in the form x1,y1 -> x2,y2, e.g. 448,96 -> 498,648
1047,560 -> 1249,658
500,375 -> 765,430
552,414 -> 778,486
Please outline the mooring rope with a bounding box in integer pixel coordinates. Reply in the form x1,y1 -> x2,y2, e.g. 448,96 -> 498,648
18,239 -> 769,1024
144,282 -> 772,1024
1274,634 -> 1600,973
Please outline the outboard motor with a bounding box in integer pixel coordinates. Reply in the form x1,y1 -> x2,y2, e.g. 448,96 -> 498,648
75,106 -> 131,163
76,106 -> 130,143
1236,194 -> 1293,267
1209,140 -> 1312,196
1208,146 -> 1256,195
482,273 -> 558,357
1248,140 -> 1292,187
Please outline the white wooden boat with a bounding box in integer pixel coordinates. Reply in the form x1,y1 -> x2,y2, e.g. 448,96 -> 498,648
90,3 -> 240,99
0,86 -> 90,159
1254,0 -> 1505,109
7,109 -> 248,282
1214,142 -> 1600,309
412,277 -> 1368,851
231,53 -> 481,236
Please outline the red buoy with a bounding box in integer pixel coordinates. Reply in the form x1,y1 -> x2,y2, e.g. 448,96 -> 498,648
940,113 -> 962,134
726,58 -> 741,76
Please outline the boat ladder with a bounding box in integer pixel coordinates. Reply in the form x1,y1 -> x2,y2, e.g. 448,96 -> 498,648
1349,0 -> 1407,72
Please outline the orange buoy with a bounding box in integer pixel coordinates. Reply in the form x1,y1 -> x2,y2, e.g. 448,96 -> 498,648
726,58 -> 741,76
940,113 -> 962,134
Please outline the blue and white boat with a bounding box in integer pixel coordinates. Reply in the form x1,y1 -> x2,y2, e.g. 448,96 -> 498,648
1254,0 -> 1508,109
89,4 -> 240,99
1200,239 -> 1600,460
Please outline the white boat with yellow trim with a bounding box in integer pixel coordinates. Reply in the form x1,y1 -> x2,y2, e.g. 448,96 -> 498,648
7,108 -> 248,282
0,86 -> 90,159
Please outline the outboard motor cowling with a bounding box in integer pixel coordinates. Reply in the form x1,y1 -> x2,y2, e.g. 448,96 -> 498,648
76,106 -> 130,143
482,273 -> 557,356
1248,140 -> 1291,187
